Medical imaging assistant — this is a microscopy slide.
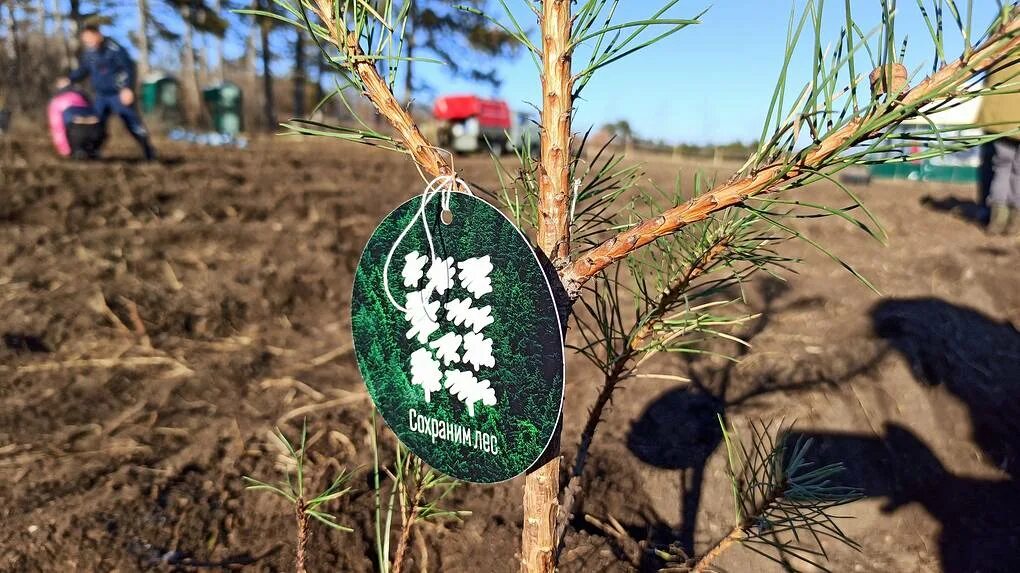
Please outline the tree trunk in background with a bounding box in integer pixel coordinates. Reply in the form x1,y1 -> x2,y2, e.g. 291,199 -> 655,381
68,0 -> 82,60
293,30 -> 305,118
34,0 -> 47,34
199,43 -> 209,86
243,6 -> 257,129
51,0 -> 72,67
213,0 -> 224,83
3,3 -> 16,59
181,6 -> 202,125
6,2 -> 23,109
258,0 -> 275,131
136,0 -> 150,77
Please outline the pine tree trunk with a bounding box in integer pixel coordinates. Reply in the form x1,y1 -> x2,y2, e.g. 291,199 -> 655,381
68,0 -> 81,34
34,0 -> 47,34
293,30 -> 305,118
258,0 -> 275,131
51,0 -> 71,66
181,7 -> 201,125
136,0 -> 150,77
213,0 -> 224,83
6,2 -> 24,109
522,1 -> 573,571
68,0 -> 82,59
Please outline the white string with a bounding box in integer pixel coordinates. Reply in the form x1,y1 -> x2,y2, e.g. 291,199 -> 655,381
382,174 -> 473,315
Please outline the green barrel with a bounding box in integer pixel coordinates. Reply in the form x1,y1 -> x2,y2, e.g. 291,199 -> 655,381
203,82 -> 244,136
140,76 -> 181,125
141,81 -> 159,114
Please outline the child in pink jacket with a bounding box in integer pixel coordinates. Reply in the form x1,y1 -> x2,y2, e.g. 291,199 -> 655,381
48,88 -> 104,159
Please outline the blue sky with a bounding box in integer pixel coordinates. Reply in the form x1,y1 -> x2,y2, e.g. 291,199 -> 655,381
92,0 -> 1005,144
413,1 -> 1003,144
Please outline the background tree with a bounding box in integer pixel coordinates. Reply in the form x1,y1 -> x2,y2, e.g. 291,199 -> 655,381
135,0 -> 151,76
256,0 -> 275,129
167,0 -> 227,123
293,27 -> 305,117
401,0 -> 519,100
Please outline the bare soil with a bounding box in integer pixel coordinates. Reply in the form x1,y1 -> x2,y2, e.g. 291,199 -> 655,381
1,131 -> 1019,573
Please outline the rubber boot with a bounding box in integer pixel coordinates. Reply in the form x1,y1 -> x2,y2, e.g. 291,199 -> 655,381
988,204 -> 1011,235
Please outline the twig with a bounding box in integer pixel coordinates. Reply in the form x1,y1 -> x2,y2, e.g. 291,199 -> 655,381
120,296 -> 151,348
104,399 -> 149,434
260,377 -> 327,401
583,514 -> 642,567
162,260 -> 183,291
1,356 -> 193,377
276,394 -> 368,426
89,291 -> 131,333
690,526 -> 742,573
307,343 -> 353,367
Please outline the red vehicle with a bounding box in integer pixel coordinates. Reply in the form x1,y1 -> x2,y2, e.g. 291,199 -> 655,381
434,94 -> 533,155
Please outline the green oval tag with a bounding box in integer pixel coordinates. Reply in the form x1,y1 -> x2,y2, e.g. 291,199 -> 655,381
352,192 -> 564,483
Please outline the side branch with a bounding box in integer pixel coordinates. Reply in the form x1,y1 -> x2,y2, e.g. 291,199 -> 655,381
560,15 -> 1020,297
311,0 -> 452,178
555,238 -> 729,552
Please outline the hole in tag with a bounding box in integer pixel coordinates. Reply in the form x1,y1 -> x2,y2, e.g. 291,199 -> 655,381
441,209 -> 454,225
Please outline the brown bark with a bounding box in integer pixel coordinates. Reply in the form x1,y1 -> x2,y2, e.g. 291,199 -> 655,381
295,500 -> 309,573
536,0 -> 573,266
521,2 -> 573,573
181,4 -> 203,125
560,14 -> 1020,297
391,497 -> 422,573
213,0 -> 224,83
136,0 -> 150,77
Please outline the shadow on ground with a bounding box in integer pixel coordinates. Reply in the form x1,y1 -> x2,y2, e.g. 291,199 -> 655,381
613,279 -> 884,568
920,195 -> 990,227
622,295 -> 1020,571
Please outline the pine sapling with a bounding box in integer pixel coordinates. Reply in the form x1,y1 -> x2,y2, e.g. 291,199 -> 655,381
244,423 -> 356,573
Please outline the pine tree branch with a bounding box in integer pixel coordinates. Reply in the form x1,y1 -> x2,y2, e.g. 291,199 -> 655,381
309,0 -> 451,178
559,14 -> 1020,298
629,240 -> 729,351
690,526 -> 742,573
555,237 -> 730,552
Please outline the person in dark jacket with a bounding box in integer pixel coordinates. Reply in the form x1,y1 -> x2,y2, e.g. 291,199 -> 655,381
59,24 -> 156,160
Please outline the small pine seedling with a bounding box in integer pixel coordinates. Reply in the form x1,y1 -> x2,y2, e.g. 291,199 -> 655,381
244,422 -> 357,573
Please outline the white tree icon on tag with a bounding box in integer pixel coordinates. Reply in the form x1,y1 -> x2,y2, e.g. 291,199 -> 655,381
402,251 -> 499,416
